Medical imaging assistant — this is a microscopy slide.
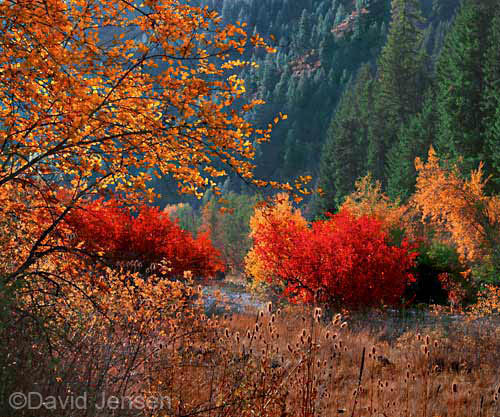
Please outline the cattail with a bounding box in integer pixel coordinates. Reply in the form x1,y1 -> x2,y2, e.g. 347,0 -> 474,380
247,330 -> 251,339
224,328 -> 230,338
425,335 -> 430,346
416,333 -> 421,341
421,345 -> 428,355
287,344 -> 293,353
452,382 -> 458,394
271,314 -> 275,323
302,328 -> 307,338
267,301 -> 272,313
434,340 -> 439,348
277,308 -> 281,316
259,310 -> 264,319
325,331 -> 330,340
372,346 -> 376,355
341,322 -> 348,329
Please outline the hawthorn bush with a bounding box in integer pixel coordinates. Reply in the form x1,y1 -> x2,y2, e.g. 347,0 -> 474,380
66,198 -> 224,278
247,200 -> 418,308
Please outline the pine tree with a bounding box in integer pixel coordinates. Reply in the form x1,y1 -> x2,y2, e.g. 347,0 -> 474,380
386,89 -> 437,200
367,0 -> 428,183
483,8 -> 500,189
297,9 -> 312,51
318,64 -> 374,213
434,0 -> 496,177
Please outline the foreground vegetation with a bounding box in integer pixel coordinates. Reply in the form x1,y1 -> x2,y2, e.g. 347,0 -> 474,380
2,279 -> 500,417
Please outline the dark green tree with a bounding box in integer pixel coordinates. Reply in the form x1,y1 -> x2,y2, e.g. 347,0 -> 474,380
435,0 -> 491,175
318,64 -> 375,213
483,7 -> 500,189
386,89 -> 437,200
368,0 -> 428,183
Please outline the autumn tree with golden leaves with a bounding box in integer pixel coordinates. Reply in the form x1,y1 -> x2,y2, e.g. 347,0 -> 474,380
0,1 -> 311,411
0,0 -> 301,284
413,147 -> 500,281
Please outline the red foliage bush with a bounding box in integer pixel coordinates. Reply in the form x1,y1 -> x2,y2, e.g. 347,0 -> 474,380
66,199 -> 224,278
250,208 -> 418,308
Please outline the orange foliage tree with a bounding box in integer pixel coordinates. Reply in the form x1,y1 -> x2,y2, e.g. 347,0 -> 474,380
0,1 -> 309,403
413,147 -> 500,278
0,0 -> 306,285
340,174 -> 408,234
245,193 -> 308,286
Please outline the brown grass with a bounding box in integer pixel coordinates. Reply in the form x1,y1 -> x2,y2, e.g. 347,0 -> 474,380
2,290 -> 500,417
144,304 -> 500,417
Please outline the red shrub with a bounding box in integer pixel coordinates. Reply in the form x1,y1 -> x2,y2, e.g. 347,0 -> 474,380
250,208 -> 417,308
66,199 -> 224,278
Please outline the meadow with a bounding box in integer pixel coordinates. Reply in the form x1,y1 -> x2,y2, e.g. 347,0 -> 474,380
2,273 -> 499,417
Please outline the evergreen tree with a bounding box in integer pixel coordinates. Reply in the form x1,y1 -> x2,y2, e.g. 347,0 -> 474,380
435,0 -> 497,179
318,64 -> 374,213
367,0 -> 428,183
386,90 -> 437,200
483,8 -> 500,189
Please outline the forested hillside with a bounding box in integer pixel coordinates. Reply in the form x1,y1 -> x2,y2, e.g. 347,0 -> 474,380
193,0 -> 464,195
318,0 -> 500,212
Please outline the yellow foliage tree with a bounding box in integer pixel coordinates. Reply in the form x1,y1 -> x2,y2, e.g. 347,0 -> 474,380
340,174 -> 408,234
413,147 -> 500,272
245,193 -> 307,286
0,1 -> 308,397
0,0 -> 307,284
